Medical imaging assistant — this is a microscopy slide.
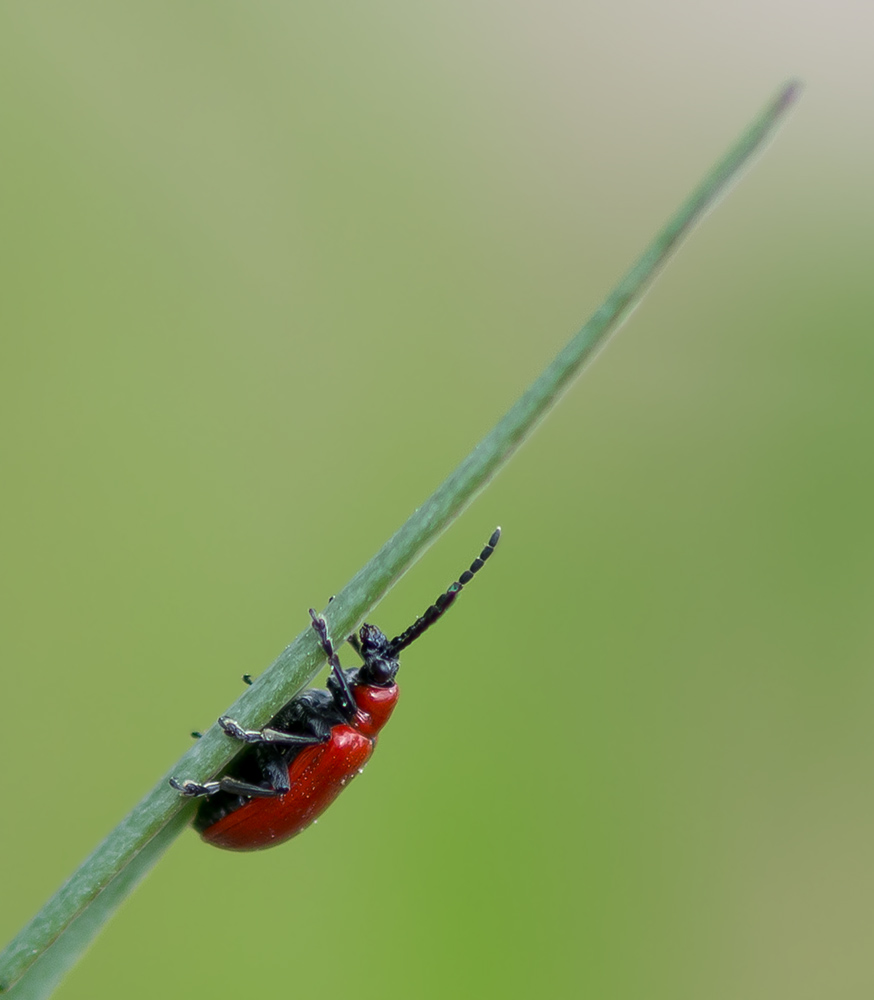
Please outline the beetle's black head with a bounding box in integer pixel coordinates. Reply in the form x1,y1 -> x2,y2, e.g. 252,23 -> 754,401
356,623 -> 400,686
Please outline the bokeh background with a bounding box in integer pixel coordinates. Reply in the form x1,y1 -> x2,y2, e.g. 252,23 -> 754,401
2,3 -> 873,998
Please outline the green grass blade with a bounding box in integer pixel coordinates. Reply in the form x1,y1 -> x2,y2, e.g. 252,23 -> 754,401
0,80 -> 800,998
2,813 -> 190,1000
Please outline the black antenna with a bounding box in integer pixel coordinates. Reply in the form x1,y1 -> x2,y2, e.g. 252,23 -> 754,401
389,528 -> 501,655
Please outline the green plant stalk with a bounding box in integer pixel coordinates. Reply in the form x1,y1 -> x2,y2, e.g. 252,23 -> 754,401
0,81 -> 800,997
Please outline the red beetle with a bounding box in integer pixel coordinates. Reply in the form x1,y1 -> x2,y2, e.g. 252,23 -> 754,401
171,529 -> 500,851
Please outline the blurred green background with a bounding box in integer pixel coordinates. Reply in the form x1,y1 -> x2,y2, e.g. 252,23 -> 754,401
1,3 -> 872,998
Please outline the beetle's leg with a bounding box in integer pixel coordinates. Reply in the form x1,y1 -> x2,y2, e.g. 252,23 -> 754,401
170,739 -> 300,799
170,776 -> 281,799
218,716 -> 325,747
309,609 -> 342,670
328,595 -> 364,657
309,610 -> 356,717
170,720 -> 323,797
170,744 -> 296,799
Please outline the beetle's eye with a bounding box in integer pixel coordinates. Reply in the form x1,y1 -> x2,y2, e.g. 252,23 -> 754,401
357,651 -> 398,686
375,659 -> 394,683
361,655 -> 392,685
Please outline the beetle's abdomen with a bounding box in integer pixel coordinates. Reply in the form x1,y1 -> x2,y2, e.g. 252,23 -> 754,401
201,726 -> 375,851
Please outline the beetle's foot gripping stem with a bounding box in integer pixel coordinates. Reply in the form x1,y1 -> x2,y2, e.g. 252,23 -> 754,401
170,776 -> 221,797
309,610 -> 337,661
218,716 -> 259,742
